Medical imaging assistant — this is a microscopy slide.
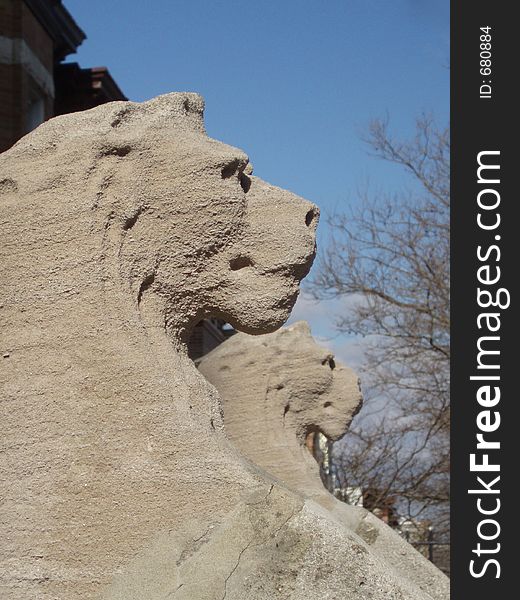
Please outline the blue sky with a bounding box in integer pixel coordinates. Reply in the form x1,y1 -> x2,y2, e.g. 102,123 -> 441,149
63,0 -> 449,362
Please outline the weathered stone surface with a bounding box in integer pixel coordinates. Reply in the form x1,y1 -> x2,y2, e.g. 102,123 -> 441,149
2,92 -> 440,599
199,321 -> 450,600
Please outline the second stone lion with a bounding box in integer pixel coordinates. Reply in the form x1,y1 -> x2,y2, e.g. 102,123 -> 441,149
199,321 -> 450,600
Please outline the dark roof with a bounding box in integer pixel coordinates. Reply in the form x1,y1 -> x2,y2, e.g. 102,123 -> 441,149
89,66 -> 127,102
54,62 -> 127,115
24,0 -> 86,61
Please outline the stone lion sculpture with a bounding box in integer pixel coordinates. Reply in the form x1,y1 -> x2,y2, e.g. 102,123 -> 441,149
199,321 -> 449,600
1,93 -> 436,599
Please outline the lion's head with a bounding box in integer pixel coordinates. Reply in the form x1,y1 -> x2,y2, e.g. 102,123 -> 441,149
198,320 -> 363,470
0,93 -> 318,344
0,94 -> 448,600
0,93 -> 321,597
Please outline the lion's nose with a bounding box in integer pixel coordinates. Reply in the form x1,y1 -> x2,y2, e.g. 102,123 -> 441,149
242,179 -> 320,278
288,198 -> 320,278
304,205 -> 319,231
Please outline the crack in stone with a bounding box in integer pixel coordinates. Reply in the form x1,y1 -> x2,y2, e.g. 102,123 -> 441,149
246,484 -> 274,507
272,509 -> 297,539
220,538 -> 255,600
165,582 -> 184,598
175,526 -> 214,567
220,503 -> 300,599
193,526 -> 212,543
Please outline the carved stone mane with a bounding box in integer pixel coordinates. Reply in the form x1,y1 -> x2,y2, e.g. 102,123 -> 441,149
1,94 -> 441,600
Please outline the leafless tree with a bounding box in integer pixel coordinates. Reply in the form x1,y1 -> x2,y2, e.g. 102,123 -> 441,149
310,116 -> 450,540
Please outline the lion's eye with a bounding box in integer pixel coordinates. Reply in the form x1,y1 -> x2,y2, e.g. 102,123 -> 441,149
239,172 -> 251,193
221,159 -> 241,179
321,357 -> 335,370
229,255 -> 253,271
221,160 -> 251,193
305,208 -> 317,227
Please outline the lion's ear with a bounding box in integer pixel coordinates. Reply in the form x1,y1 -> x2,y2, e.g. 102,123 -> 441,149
144,92 -> 204,118
102,93 -> 206,136
287,321 -> 312,335
142,93 -> 206,134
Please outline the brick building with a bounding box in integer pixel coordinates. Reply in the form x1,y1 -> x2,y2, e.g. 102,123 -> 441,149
188,319 -> 236,362
0,0 -> 126,152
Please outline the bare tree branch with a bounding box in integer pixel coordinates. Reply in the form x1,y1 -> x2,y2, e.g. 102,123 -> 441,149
310,117 -> 450,538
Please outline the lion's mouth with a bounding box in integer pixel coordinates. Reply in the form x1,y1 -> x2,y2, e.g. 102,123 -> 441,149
230,252 -> 316,287
259,243 -> 317,282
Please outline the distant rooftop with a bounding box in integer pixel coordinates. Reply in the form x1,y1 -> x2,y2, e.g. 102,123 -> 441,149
24,0 -> 86,60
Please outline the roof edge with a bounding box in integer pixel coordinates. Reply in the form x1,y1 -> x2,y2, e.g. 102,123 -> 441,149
24,0 -> 86,60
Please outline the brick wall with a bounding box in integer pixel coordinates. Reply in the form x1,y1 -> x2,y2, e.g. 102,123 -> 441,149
20,0 -> 53,72
0,0 -> 54,152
